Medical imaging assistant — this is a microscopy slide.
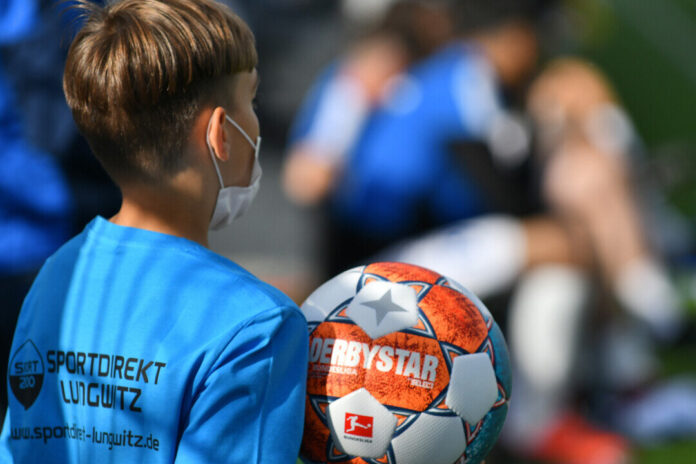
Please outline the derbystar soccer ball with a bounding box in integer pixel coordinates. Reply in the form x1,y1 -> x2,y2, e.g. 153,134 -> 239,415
299,262 -> 511,464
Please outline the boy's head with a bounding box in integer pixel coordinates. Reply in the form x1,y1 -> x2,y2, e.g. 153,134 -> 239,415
449,0 -> 543,87
63,0 -> 257,184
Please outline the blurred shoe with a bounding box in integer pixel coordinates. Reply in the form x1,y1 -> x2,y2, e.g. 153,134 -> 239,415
528,412 -> 630,464
616,377 -> 696,444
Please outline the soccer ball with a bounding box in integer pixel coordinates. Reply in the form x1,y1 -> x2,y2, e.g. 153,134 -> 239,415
299,262 -> 511,464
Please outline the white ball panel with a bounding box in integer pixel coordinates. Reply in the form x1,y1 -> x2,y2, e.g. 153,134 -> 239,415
391,413 -> 466,464
301,265 -> 365,323
446,353 -> 498,425
327,388 -> 397,458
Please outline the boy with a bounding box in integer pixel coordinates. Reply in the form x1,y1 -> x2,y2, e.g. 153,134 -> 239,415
0,0 -> 309,462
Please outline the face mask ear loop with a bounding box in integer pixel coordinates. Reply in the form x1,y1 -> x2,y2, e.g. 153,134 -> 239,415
206,113 -> 226,188
225,115 -> 257,150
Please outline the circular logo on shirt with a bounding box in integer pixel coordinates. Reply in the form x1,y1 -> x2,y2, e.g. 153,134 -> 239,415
9,340 -> 45,410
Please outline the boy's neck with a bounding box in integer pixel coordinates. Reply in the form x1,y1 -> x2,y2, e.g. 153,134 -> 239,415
110,182 -> 212,248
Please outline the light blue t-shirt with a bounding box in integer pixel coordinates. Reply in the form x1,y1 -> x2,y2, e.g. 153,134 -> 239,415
0,217 -> 309,463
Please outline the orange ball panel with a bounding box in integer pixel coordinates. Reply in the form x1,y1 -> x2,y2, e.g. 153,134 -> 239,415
418,285 -> 488,353
364,331 -> 448,412
365,262 -> 440,285
344,458 -> 369,464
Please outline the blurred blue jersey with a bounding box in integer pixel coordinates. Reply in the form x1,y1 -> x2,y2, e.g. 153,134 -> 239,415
1,217 -> 309,463
291,43 -> 504,240
0,0 -> 73,275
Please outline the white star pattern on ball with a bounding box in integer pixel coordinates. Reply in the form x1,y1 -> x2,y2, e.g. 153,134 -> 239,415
346,281 -> 419,339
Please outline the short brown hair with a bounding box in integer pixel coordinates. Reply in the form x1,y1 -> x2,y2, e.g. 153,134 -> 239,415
63,0 -> 257,182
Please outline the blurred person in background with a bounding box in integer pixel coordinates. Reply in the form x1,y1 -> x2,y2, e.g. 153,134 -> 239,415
506,58 -> 696,462
528,58 -> 683,342
0,0 -> 73,426
498,57 -> 687,464
283,0 -> 543,277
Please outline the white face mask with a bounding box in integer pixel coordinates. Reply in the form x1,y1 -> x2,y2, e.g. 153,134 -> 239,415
207,113 -> 262,230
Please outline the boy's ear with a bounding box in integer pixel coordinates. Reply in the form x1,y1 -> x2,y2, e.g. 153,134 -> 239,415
207,106 -> 229,162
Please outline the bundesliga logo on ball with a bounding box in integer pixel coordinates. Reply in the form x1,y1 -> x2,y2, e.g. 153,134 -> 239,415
299,263 -> 511,464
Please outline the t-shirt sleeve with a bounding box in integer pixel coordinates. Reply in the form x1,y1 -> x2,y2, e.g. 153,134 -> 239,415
173,307 -> 309,464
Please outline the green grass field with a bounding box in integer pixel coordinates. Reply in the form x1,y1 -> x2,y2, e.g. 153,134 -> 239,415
636,440 -> 696,464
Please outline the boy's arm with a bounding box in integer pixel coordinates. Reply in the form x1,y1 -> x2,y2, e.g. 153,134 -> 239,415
174,307 -> 309,464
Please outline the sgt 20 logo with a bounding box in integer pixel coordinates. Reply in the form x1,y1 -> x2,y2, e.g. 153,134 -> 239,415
9,340 -> 45,410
